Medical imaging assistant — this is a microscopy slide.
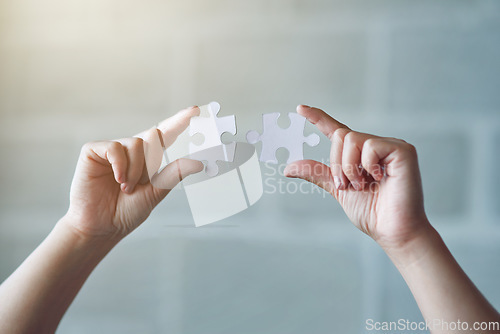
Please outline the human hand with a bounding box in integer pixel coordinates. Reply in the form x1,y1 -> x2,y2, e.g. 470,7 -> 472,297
284,105 -> 431,251
64,107 -> 204,239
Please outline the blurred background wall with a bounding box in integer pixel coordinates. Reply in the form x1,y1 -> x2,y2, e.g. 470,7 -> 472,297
1,0 -> 499,333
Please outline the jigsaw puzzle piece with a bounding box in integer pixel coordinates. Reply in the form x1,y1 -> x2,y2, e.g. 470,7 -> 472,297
189,101 -> 236,153
246,112 -> 280,163
189,142 -> 236,177
260,112 -> 282,164
246,112 -> 320,164
285,113 -> 320,163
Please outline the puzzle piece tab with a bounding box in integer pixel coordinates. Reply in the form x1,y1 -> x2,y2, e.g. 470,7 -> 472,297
246,112 -> 320,164
189,101 -> 236,153
189,142 -> 236,177
187,101 -> 237,176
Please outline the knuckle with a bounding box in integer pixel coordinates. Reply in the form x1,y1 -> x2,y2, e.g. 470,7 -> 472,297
343,131 -> 359,147
126,137 -> 144,148
395,141 -> 417,158
131,137 -> 145,152
393,137 -> 410,146
131,137 -> 143,146
332,128 -> 349,142
109,141 -> 122,151
361,139 -> 377,165
363,138 -> 376,151
81,141 -> 96,152
81,142 -> 91,151
405,143 -> 417,155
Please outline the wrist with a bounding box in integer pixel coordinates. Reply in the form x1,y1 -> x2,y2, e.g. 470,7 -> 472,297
55,215 -> 123,254
379,220 -> 444,270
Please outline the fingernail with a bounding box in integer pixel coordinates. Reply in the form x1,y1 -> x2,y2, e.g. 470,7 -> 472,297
300,104 -> 310,108
116,174 -> 125,183
124,184 -> 134,193
333,176 -> 341,189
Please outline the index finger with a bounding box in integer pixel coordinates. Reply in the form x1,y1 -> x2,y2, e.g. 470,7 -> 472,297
296,105 -> 350,140
134,106 -> 200,142
157,106 -> 200,141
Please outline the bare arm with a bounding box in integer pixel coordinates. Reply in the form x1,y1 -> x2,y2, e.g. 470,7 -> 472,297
389,223 -> 499,332
0,107 -> 203,334
285,105 -> 500,333
0,218 -> 120,334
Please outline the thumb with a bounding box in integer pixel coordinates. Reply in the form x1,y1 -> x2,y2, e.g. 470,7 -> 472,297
147,158 -> 204,204
284,160 -> 335,194
152,158 -> 204,190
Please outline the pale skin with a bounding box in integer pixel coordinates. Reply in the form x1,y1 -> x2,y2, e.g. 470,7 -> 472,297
286,105 -> 500,333
0,105 -> 498,333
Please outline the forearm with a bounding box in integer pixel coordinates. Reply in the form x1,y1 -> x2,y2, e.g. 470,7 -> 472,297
385,222 -> 500,333
0,216 -> 121,334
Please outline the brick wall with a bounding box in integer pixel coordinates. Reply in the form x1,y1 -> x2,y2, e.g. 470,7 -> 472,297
0,1 -> 499,333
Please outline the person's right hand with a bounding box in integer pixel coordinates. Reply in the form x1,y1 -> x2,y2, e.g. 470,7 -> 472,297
64,107 -> 203,240
284,105 -> 431,251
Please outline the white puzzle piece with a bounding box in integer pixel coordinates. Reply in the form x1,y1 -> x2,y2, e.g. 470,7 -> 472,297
187,101 -> 237,176
246,112 -> 320,164
189,142 -> 236,177
189,101 -> 236,153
